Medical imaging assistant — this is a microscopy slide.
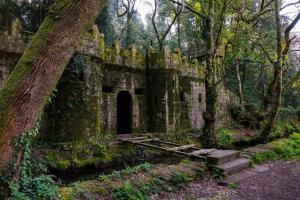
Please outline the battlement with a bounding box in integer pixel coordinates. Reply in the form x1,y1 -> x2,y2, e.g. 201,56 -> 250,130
0,20 -> 224,79
0,19 -> 32,54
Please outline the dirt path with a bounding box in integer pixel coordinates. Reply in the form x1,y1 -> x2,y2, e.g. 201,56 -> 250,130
153,160 -> 300,200
230,160 -> 300,200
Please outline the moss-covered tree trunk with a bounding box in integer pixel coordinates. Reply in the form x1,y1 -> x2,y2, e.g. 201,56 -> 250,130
0,0 -> 106,171
203,0 -> 217,147
259,0 -> 283,142
260,65 -> 282,141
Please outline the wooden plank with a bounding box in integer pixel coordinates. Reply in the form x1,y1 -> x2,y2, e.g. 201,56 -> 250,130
132,139 -> 158,143
125,136 -> 150,141
119,137 -> 151,143
168,144 -> 196,151
153,140 -> 182,147
119,137 -> 206,161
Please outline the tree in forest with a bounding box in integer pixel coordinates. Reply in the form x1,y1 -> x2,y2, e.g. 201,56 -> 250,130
0,0 -> 55,32
170,0 -> 230,146
257,0 -> 300,141
116,0 -> 138,48
150,0 -> 183,51
225,0 -> 300,140
0,0 -> 106,173
96,1 -> 117,45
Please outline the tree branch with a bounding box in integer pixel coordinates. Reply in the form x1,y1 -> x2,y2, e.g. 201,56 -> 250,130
169,0 -> 205,19
257,43 -> 274,63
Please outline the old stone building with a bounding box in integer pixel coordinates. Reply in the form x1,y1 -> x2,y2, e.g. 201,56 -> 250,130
0,20 -> 235,166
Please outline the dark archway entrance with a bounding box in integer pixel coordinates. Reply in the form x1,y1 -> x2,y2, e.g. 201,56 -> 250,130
117,91 -> 132,134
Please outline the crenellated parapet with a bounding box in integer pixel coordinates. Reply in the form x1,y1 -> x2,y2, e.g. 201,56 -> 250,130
103,40 -> 145,69
0,18 -> 32,54
147,46 -> 207,80
0,21 -> 224,80
147,47 -> 181,70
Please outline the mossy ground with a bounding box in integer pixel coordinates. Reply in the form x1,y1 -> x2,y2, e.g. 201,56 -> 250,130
251,132 -> 300,164
58,161 -> 206,200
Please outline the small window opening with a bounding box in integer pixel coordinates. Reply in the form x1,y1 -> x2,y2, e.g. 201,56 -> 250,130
102,86 -> 114,93
154,96 -> 158,105
79,70 -> 84,81
180,92 -> 186,102
135,88 -> 144,95
198,93 -> 202,103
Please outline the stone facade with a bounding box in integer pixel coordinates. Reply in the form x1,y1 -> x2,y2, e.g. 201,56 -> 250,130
0,20 -> 236,144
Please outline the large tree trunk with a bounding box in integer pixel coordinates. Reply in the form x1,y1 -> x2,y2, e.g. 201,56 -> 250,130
0,0 -> 106,171
203,0 -> 217,147
260,65 -> 282,141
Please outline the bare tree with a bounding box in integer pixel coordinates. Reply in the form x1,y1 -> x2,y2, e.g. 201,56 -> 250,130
116,0 -> 138,48
151,0 -> 183,51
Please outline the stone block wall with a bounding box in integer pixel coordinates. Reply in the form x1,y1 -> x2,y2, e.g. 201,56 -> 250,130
0,20 -> 236,143
101,64 -> 147,135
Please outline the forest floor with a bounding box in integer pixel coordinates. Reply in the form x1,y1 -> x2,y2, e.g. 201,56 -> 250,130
154,160 -> 300,200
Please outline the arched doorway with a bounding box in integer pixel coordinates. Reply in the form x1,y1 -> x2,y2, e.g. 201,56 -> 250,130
117,91 -> 132,134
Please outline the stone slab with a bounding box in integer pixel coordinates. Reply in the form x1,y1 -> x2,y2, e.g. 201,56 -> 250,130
217,158 -> 250,174
190,148 -> 216,155
221,169 -> 258,185
251,165 -> 269,173
242,146 -> 269,154
208,150 -> 239,165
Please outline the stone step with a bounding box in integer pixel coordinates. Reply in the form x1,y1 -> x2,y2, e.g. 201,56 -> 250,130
216,158 -> 250,174
220,164 -> 270,185
220,169 -> 257,185
207,150 -> 239,165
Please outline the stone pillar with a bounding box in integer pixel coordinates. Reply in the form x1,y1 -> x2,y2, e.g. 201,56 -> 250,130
45,53 -> 102,143
146,48 -> 180,133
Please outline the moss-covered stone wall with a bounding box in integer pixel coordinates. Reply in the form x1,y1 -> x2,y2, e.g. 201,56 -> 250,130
43,53 -> 102,143
146,69 -> 180,133
178,76 -> 206,130
0,22 -> 239,169
100,64 -> 147,135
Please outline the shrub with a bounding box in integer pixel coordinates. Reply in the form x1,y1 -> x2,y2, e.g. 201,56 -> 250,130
216,128 -> 235,148
251,133 -> 300,163
99,162 -> 153,180
9,175 -> 58,200
111,181 -> 149,200
169,172 -> 193,188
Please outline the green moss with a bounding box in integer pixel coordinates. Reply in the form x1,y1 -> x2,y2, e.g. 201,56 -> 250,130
58,187 -> 73,200
92,186 -> 109,196
57,160 -> 71,170
216,128 -> 236,148
73,157 -> 102,168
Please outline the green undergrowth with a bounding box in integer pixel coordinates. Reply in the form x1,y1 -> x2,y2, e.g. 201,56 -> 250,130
111,172 -> 198,200
216,128 -> 236,148
59,162 -> 205,200
251,132 -> 300,164
98,162 -> 153,181
0,124 -> 59,199
270,120 -> 300,139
